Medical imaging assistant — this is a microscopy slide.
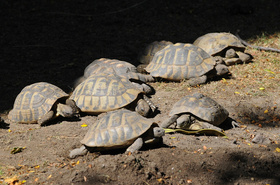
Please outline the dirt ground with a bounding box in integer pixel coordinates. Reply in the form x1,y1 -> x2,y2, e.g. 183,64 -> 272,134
1,0 -> 280,184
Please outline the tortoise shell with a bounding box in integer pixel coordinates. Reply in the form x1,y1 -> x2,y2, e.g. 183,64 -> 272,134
145,43 -> 216,81
8,82 -> 68,123
84,58 -> 138,78
139,40 -> 173,65
193,32 -> 246,56
80,109 -> 157,149
83,58 -> 154,83
70,73 -> 143,114
170,93 -> 229,126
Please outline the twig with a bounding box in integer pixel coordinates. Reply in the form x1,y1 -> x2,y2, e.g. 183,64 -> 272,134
47,0 -> 148,17
235,30 -> 280,53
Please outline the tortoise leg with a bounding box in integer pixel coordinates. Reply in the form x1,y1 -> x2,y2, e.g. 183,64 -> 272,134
188,75 -> 207,86
136,73 -> 155,82
69,145 -> 88,159
126,137 -> 144,154
131,82 -> 153,95
189,121 -> 223,132
161,114 -> 179,128
38,111 -> 54,126
224,58 -> 242,65
236,51 -> 251,63
139,83 -> 154,95
231,120 -> 240,128
143,95 -> 156,111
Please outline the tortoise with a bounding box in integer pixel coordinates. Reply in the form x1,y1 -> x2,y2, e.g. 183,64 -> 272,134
193,32 -> 251,65
69,109 -> 165,158
70,73 -> 156,117
145,43 -> 229,86
8,82 -> 79,125
161,93 -> 231,132
74,58 -> 154,94
137,40 -> 173,73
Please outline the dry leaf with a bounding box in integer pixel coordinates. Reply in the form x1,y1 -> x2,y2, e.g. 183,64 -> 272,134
187,179 -> 192,184
157,178 -> 164,183
81,123 -> 88,127
5,176 -> 19,184
264,110 -> 269,114
275,147 -> 280,153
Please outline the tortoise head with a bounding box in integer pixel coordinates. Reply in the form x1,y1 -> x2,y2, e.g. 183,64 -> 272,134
153,127 -> 165,137
56,99 -> 80,118
135,99 -> 150,117
215,64 -> 229,76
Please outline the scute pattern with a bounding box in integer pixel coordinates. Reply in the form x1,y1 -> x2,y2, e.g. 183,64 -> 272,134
170,93 -> 229,126
84,58 -> 138,78
8,82 -> 68,123
145,43 -> 215,81
81,109 -> 152,148
70,73 -> 142,114
193,32 -> 245,56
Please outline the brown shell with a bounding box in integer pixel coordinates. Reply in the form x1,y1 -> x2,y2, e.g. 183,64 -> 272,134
170,93 -> 229,126
84,58 -> 138,78
83,58 -> 154,83
145,43 -> 216,81
70,73 -> 143,114
81,109 -> 156,148
8,82 -> 68,123
193,32 -> 246,56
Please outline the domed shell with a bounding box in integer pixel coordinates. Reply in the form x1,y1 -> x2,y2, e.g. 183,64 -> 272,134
145,43 -> 216,81
82,58 -> 154,83
8,82 -> 68,123
193,32 -> 246,56
139,40 -> 173,65
70,73 -> 143,114
170,93 -> 229,126
84,58 -> 138,79
81,109 -> 156,148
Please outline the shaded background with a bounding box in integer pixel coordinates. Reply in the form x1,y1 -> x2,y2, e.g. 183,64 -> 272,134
1,0 -> 280,112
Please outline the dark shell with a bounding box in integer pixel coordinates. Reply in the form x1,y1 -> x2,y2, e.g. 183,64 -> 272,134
170,93 -> 229,126
193,32 -> 245,56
